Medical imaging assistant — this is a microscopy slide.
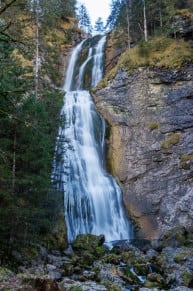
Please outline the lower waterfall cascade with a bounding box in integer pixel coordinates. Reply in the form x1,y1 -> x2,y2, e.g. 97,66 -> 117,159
52,35 -> 133,243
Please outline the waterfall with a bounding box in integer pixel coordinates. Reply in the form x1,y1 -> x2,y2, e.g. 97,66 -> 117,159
52,35 -> 132,242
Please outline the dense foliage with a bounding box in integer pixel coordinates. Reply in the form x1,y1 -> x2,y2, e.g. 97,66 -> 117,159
106,0 -> 193,48
0,0 -> 77,262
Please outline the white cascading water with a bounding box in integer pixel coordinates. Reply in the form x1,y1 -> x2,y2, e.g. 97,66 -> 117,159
52,36 -> 132,242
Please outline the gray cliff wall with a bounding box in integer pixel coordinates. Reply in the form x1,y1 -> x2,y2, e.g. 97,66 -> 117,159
93,66 -> 193,239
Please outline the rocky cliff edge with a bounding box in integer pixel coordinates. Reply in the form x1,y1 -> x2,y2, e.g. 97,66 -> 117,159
93,64 -> 193,239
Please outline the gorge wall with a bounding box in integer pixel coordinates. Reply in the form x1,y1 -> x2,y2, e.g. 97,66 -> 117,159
93,63 -> 193,239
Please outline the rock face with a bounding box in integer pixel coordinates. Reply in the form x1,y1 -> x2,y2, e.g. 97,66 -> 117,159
169,11 -> 193,40
93,65 -> 193,239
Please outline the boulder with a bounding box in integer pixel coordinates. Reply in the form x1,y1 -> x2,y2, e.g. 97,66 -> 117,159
73,234 -> 105,252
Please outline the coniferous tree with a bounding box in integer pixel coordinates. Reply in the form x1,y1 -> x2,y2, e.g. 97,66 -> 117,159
94,17 -> 105,33
78,4 -> 92,34
106,0 -> 123,30
0,0 -> 75,259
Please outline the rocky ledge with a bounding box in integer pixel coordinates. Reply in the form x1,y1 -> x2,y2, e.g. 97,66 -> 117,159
1,231 -> 193,290
93,65 -> 193,239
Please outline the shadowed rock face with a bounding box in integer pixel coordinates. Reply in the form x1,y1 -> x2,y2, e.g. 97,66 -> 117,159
93,65 -> 193,239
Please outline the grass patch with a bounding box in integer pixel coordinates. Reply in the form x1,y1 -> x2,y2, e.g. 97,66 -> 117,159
161,132 -> 180,149
97,36 -> 193,90
148,122 -> 159,131
182,272 -> 193,287
180,154 -> 193,162
120,37 -> 193,70
174,9 -> 193,19
180,154 -> 193,170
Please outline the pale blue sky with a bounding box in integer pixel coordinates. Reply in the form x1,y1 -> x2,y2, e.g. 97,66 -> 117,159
78,0 -> 111,26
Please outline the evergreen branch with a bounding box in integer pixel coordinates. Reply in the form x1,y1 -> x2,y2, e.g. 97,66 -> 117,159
0,0 -> 17,15
0,148 -> 7,163
0,108 -> 46,136
0,22 -> 11,32
0,31 -> 25,44
0,108 -> 34,128
1,89 -> 27,94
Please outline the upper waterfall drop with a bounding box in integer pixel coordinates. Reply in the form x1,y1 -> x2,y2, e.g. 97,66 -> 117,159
53,35 -> 133,242
63,40 -> 86,92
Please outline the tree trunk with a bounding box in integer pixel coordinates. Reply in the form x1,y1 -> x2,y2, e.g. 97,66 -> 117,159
159,0 -> 163,32
143,0 -> 148,42
34,0 -> 40,98
126,0 -> 131,49
12,125 -> 16,195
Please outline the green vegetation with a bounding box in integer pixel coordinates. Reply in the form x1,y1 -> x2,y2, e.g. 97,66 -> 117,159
174,248 -> 191,264
161,132 -> 180,149
180,154 -> 193,162
69,287 -> 82,291
93,0 -> 193,91
182,272 -> 193,287
180,154 -> 193,169
148,122 -> 159,131
0,0 -> 77,263
106,0 -> 193,48
0,267 -> 13,281
97,36 -> 193,89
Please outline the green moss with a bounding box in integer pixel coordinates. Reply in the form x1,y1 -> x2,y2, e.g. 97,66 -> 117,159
180,154 -> 193,170
174,248 -> 190,264
123,267 -> 141,284
133,263 -> 149,276
144,280 -> 160,288
184,233 -> 193,247
102,254 -> 120,264
64,264 -> 74,276
106,285 -> 121,291
0,267 -> 13,283
95,78 -> 108,90
181,154 -> 193,162
95,246 -> 106,257
161,226 -> 187,247
69,287 -> 82,291
95,66 -> 119,90
148,122 -> 159,131
182,272 -> 193,287
161,132 -> 180,149
72,234 -> 105,257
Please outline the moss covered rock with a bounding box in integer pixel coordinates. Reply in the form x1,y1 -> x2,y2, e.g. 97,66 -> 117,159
73,234 -> 105,254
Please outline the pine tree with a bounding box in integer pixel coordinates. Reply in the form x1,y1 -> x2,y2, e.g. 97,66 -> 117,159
78,4 -> 92,34
106,0 -> 123,30
0,0 -> 72,258
94,17 -> 105,33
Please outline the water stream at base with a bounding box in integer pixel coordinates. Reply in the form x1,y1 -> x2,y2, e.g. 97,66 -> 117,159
52,35 -> 133,243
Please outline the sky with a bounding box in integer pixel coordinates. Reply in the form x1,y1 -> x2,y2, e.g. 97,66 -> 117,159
78,0 -> 111,27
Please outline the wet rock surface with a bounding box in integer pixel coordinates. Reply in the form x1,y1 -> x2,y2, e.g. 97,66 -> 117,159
1,232 -> 193,290
93,65 -> 193,239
